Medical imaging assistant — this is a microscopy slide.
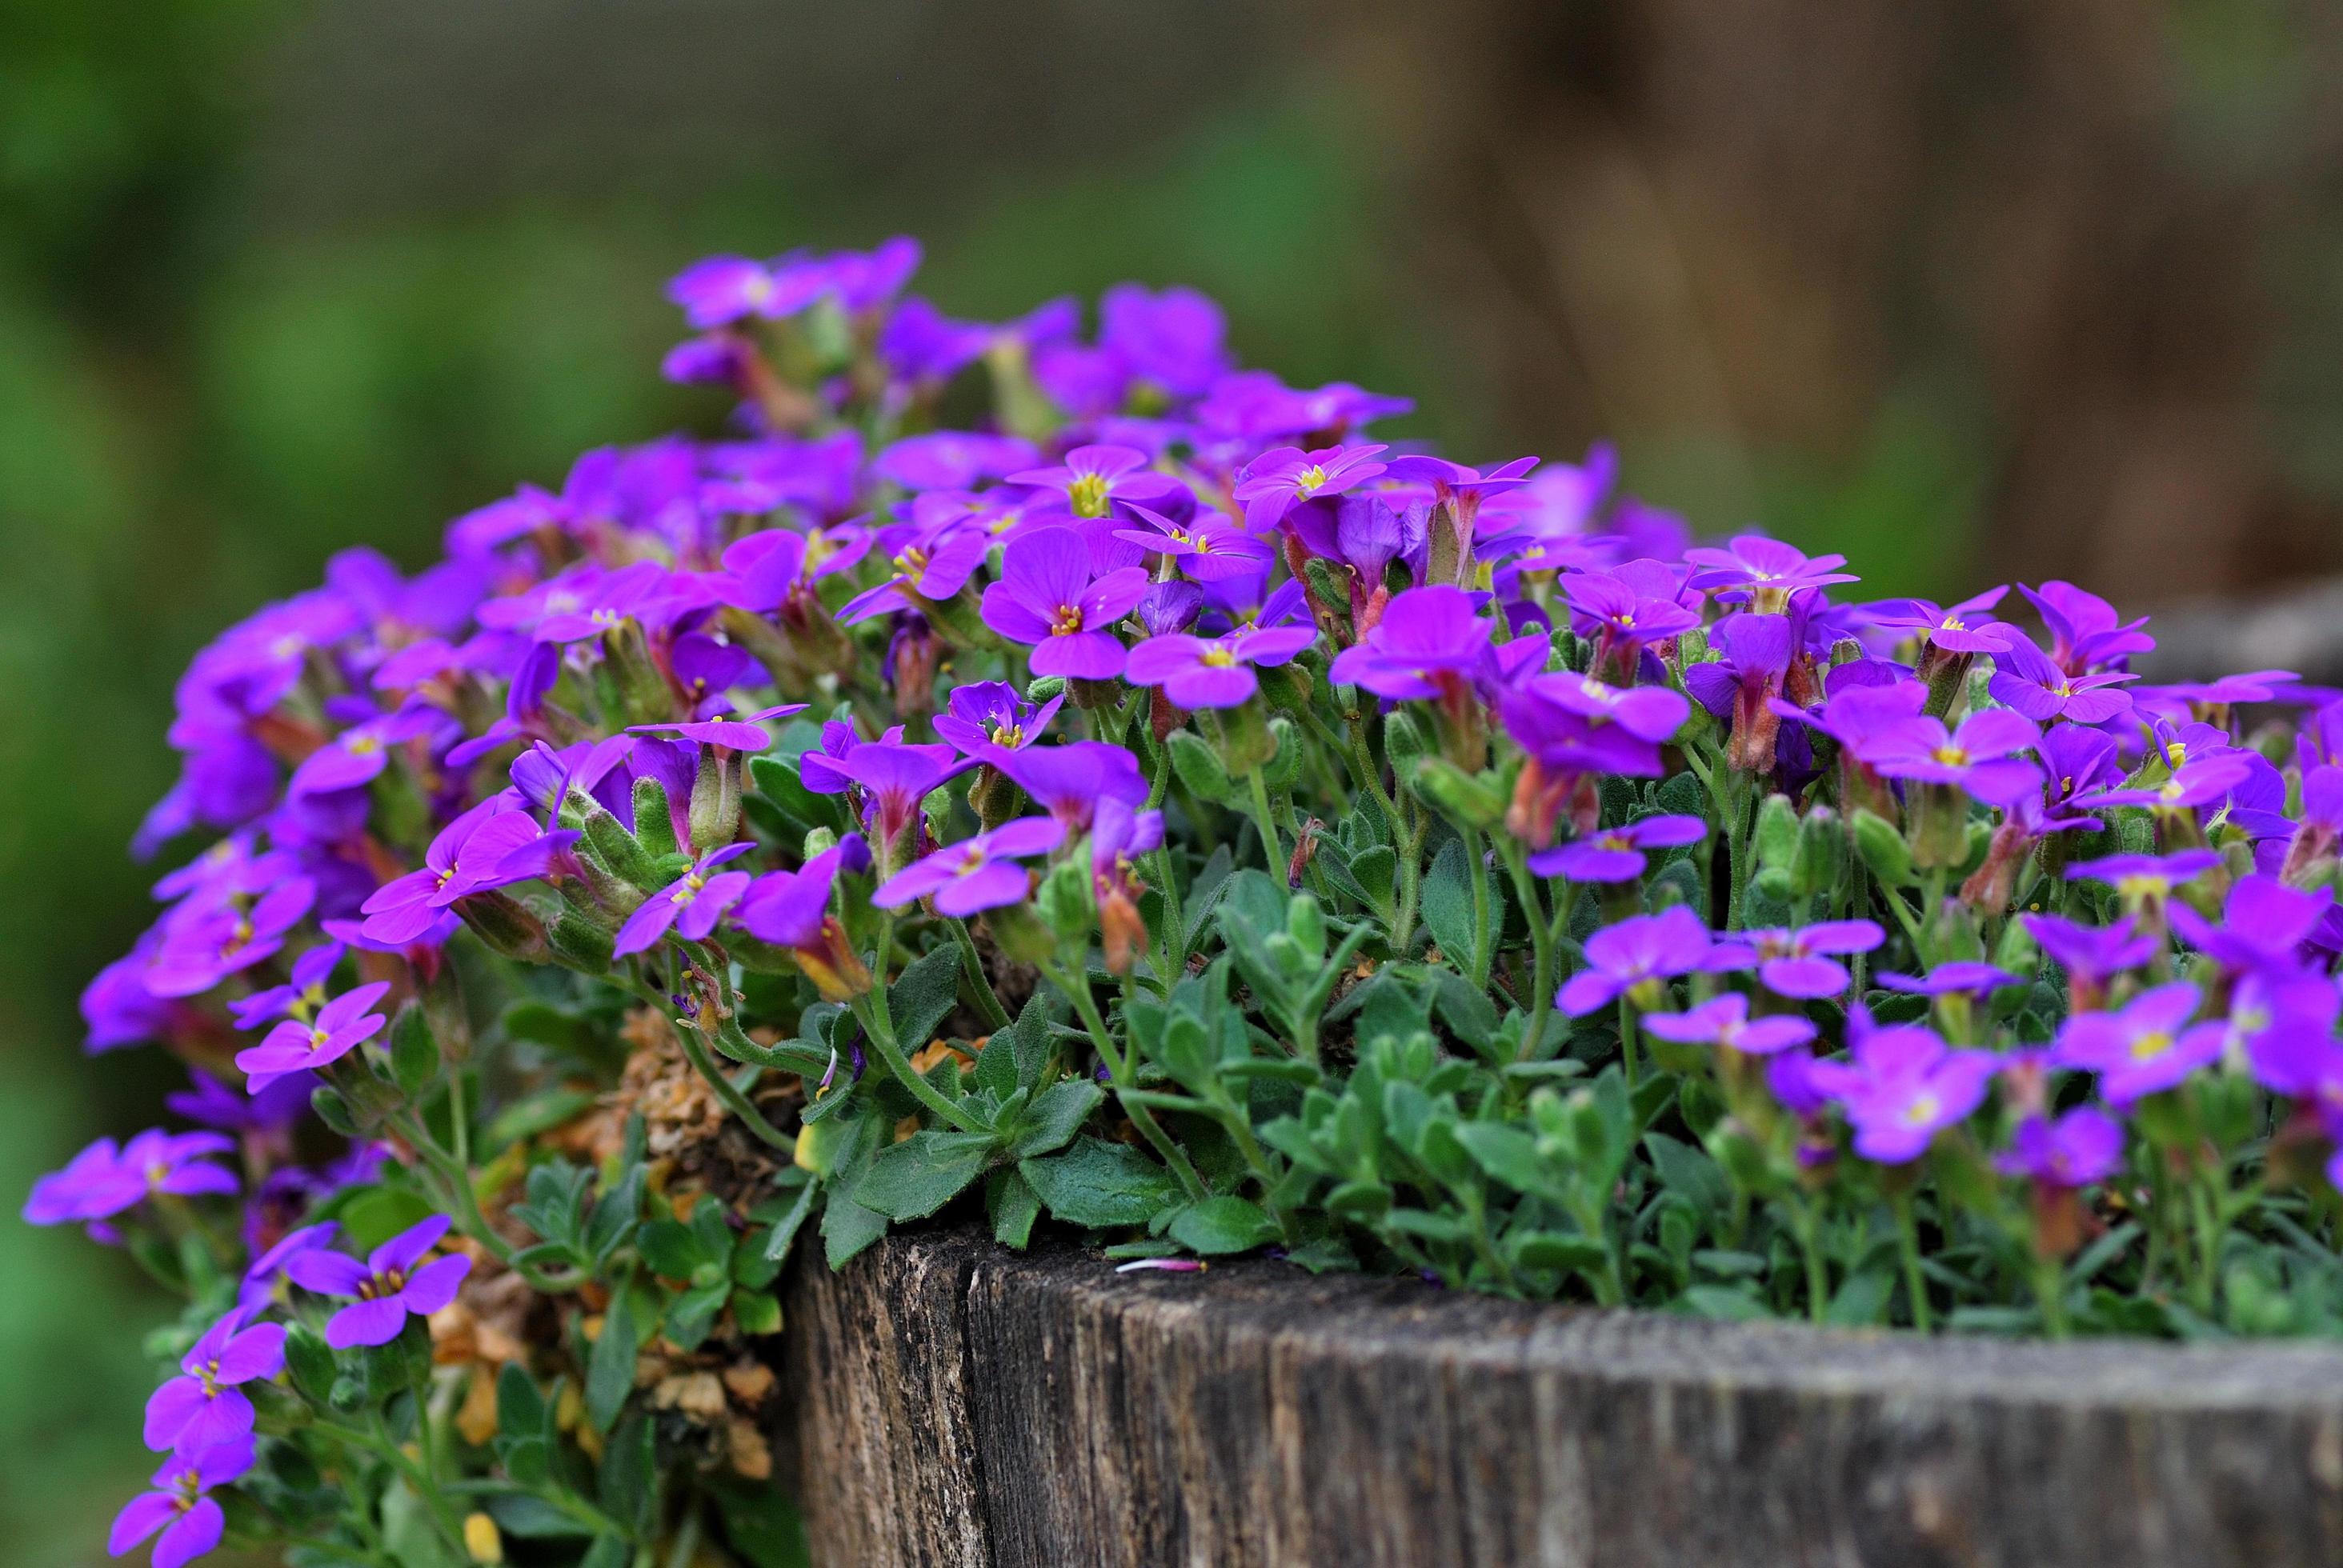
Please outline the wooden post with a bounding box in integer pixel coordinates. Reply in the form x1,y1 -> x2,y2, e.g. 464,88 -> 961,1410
779,1230 -> 2343,1566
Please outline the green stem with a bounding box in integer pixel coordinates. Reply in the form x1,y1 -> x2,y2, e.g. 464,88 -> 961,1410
1892,1190 -> 1932,1333
1617,996 -> 1641,1090
2033,1253 -> 2070,1338
1044,958 -> 1208,1201
1244,766 -> 1284,874
674,1023 -> 795,1150
1503,844 -> 1556,1062
1793,1194 -> 1830,1323
948,915 -> 1012,1031
1460,823 -> 1493,989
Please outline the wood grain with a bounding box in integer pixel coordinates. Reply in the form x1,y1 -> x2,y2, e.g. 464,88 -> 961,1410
778,1230 -> 2343,1566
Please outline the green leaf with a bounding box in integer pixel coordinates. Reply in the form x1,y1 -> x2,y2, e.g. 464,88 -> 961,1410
1684,1285 -> 1770,1322
664,1278 -> 731,1352
495,1362 -> 547,1438
487,1494 -> 595,1539
819,1192 -> 888,1269
855,1130 -> 992,1222
1514,1233 -> 1612,1274
635,1219 -> 704,1281
338,1187 -> 438,1254
1642,1132 -> 1728,1226
760,1178 -> 820,1265
1452,1122 -> 1564,1203
584,1287 -> 637,1434
1420,838 -> 1479,965
887,946 -> 964,1058
987,1167 -> 1042,1250
283,1325 -> 338,1406
1010,1078 -> 1103,1157
1824,1263 -> 1897,1326
1019,1137 -> 1183,1229
731,1287 -> 783,1337
1167,1197 -> 1275,1256
976,992 -> 1055,1099
388,1005 -> 439,1098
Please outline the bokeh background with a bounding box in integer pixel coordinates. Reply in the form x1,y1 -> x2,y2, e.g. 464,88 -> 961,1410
6,2 -> 2341,1560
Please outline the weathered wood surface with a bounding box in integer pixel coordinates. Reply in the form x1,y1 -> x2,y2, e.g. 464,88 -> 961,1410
779,1229 -> 2343,1567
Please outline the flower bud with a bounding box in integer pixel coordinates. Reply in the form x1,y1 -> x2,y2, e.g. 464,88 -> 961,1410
1410,758 -> 1504,830
631,777 -> 682,858
1035,856 -> 1095,943
1905,782 -> 1969,870
1790,804 -> 1844,899
579,800 -> 660,902
688,746 -> 742,854
1208,699 -> 1277,775
458,891 -> 551,964
1753,793 -> 1799,872
1852,807 -> 1915,888
1167,730 -> 1231,799
1261,718 -> 1302,791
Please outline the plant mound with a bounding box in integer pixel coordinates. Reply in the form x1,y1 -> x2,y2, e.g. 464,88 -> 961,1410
30,235 -> 2343,1568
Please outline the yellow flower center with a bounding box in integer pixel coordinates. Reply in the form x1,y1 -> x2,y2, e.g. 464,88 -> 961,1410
1051,605 -> 1085,636
1901,1093 -> 1941,1126
1068,474 -> 1110,518
1932,745 -> 1969,766
2130,1030 -> 2173,1062
1294,464 -> 1328,495
1200,646 -> 1240,668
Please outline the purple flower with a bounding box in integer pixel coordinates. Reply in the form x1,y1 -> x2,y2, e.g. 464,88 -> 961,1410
2170,873 -> 2335,975
997,742 -> 1149,832
1683,534 -> 1858,610
1111,506 -> 1273,582
1640,994 -> 1816,1056
2241,975 -> 2343,1098
234,982 -> 392,1093
1744,920 -> 1886,999
735,838 -> 873,1000
225,942 -> 346,1030
876,432 -> 1040,492
667,254 -> 820,328
286,1214 -> 472,1349
835,742 -> 957,852
166,1070 -> 314,1133
110,1436 -> 253,1568
1231,443 -> 1388,532
934,681 -> 1064,758
147,879 -> 317,998
1527,814 -> 1706,882
23,1130 -> 238,1228
627,703 -> 807,753
1868,587 -> 2013,655
1123,625 -> 1316,710
1560,569 -> 1700,654
1809,1023 -> 1995,1163
874,817 -> 1063,916
1997,1107 -> 2125,1187
2073,747 -> 2257,814
1851,706 -> 2040,799
143,1310 -> 286,1454
1007,444 -> 1182,520
2021,913 -> 2157,1000
1876,962 -> 2023,996
613,843 -> 757,957
1524,672 -> 1691,744
360,798 -> 579,946
2020,581 -> 2153,674
238,1220 -> 338,1312
286,703 -> 451,799
2063,849 -> 2223,903
1684,614 -> 1796,772
838,524 -> 993,624
1556,907 -> 1748,1015
1327,585 -> 1490,700
979,527 -> 1150,679
2052,981 -> 2223,1106
1099,282 -> 1230,397
1988,633 -> 2137,725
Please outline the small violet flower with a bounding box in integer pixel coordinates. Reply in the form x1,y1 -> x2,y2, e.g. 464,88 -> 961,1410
142,1310 -> 286,1454
285,1214 -> 472,1349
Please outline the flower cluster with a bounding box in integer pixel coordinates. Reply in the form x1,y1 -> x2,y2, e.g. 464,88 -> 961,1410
31,233 -> 2343,1568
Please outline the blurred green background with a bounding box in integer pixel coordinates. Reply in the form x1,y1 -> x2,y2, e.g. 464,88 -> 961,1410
6,2 -> 2342,1561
